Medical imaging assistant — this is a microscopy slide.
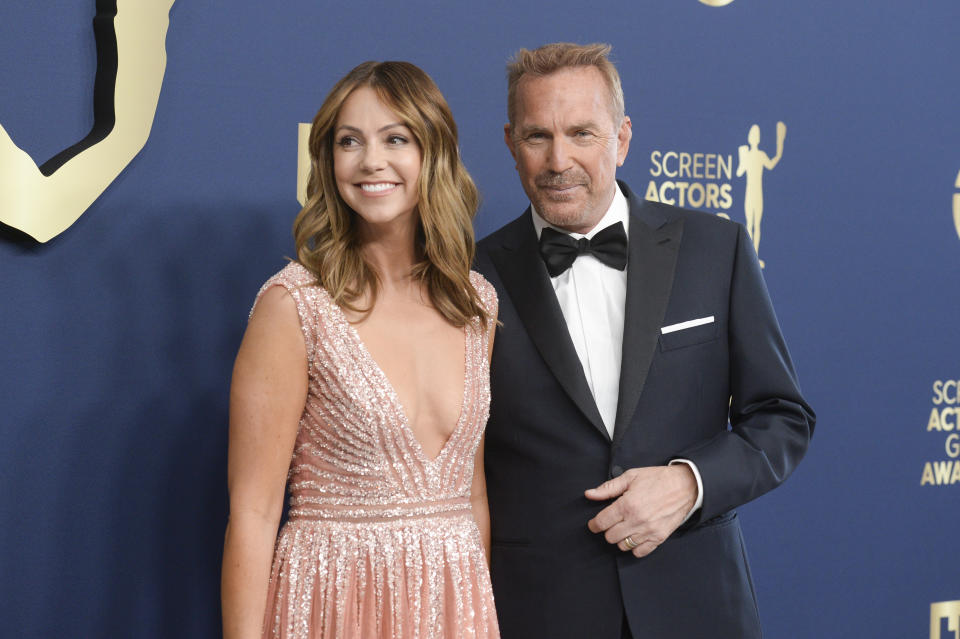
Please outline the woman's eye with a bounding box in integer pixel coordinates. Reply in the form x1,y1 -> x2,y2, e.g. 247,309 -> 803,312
337,136 -> 359,147
386,135 -> 408,145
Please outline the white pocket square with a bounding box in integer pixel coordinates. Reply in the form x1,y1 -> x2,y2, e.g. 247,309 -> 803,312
661,316 -> 715,334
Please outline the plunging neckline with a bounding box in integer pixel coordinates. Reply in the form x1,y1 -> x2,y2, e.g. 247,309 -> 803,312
326,293 -> 472,465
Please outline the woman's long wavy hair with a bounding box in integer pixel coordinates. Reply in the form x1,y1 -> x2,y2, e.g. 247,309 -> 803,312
294,61 -> 488,328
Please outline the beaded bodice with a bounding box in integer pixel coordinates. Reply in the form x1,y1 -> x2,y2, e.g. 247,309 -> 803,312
254,262 -> 494,523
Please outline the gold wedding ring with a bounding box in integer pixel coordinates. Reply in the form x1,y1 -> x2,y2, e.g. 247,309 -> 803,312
623,535 -> 639,550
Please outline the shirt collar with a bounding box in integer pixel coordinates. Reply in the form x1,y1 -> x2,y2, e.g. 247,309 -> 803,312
531,184 -> 629,240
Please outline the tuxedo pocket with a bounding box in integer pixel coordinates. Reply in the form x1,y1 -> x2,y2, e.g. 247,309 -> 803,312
491,536 -> 532,548
683,509 -> 736,535
659,316 -> 718,351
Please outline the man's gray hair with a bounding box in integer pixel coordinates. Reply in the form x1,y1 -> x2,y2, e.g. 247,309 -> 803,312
506,42 -> 625,126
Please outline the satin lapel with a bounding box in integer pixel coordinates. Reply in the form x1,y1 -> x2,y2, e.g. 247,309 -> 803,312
612,191 -> 684,446
487,211 -> 608,439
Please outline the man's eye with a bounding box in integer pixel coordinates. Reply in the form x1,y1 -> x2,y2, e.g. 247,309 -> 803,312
575,130 -> 593,138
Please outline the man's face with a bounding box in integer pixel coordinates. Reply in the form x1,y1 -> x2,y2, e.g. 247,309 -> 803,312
505,66 -> 631,234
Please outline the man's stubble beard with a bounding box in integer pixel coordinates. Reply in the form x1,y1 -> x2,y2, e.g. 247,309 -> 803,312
530,170 -> 610,232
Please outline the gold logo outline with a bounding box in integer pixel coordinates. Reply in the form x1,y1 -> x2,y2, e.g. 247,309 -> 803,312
952,169 -> 960,240
699,0 -> 735,6
931,600 -> 960,639
297,123 -> 311,207
0,0 -> 175,243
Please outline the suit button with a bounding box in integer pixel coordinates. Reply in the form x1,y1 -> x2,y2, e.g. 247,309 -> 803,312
609,465 -> 624,478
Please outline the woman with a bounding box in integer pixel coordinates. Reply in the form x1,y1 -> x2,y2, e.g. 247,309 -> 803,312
221,61 -> 499,639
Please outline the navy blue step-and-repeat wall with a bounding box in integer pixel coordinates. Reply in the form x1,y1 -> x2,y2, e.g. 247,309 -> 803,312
2,1 -> 958,637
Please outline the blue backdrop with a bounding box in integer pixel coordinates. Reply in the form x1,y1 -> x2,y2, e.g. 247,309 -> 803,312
2,1 -> 959,637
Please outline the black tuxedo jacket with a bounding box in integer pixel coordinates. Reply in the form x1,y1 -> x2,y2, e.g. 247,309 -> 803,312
475,182 -> 815,639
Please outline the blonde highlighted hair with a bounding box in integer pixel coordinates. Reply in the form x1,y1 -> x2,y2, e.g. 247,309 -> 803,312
506,42 -> 625,126
294,61 -> 488,327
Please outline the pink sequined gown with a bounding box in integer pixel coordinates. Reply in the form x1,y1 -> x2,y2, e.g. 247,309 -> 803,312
253,263 -> 499,639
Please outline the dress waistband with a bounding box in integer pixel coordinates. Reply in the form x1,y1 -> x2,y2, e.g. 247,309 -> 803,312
287,496 -> 472,523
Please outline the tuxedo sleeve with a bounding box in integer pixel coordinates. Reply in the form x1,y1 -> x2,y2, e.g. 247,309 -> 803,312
676,224 -> 815,523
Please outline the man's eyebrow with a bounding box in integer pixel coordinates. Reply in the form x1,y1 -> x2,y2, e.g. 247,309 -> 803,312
515,122 -> 602,136
515,124 -> 549,137
567,121 -> 601,131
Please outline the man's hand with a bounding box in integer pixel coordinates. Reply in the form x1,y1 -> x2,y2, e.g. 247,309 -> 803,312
585,464 -> 698,558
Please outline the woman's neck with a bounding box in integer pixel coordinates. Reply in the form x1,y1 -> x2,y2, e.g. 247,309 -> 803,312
357,217 -> 420,292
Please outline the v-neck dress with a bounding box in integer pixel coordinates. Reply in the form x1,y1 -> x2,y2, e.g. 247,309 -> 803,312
253,262 -> 499,639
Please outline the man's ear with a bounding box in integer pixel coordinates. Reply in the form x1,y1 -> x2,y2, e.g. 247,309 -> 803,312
504,123 -> 517,163
616,116 -> 632,167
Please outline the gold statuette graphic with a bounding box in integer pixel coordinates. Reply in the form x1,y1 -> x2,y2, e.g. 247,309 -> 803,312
699,0 -> 735,6
736,121 -> 786,268
931,600 -> 960,639
953,169 -> 960,240
0,0 -> 175,243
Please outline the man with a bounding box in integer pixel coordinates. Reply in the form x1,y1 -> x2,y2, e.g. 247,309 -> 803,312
476,43 -> 815,639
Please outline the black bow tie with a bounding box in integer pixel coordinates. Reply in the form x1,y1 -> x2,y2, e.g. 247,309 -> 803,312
538,222 -> 628,277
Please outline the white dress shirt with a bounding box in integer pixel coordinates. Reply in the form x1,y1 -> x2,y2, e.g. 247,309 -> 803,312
531,185 -> 704,518
531,187 -> 629,437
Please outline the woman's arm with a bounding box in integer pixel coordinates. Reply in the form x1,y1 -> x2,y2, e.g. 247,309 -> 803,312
222,286 -> 308,639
